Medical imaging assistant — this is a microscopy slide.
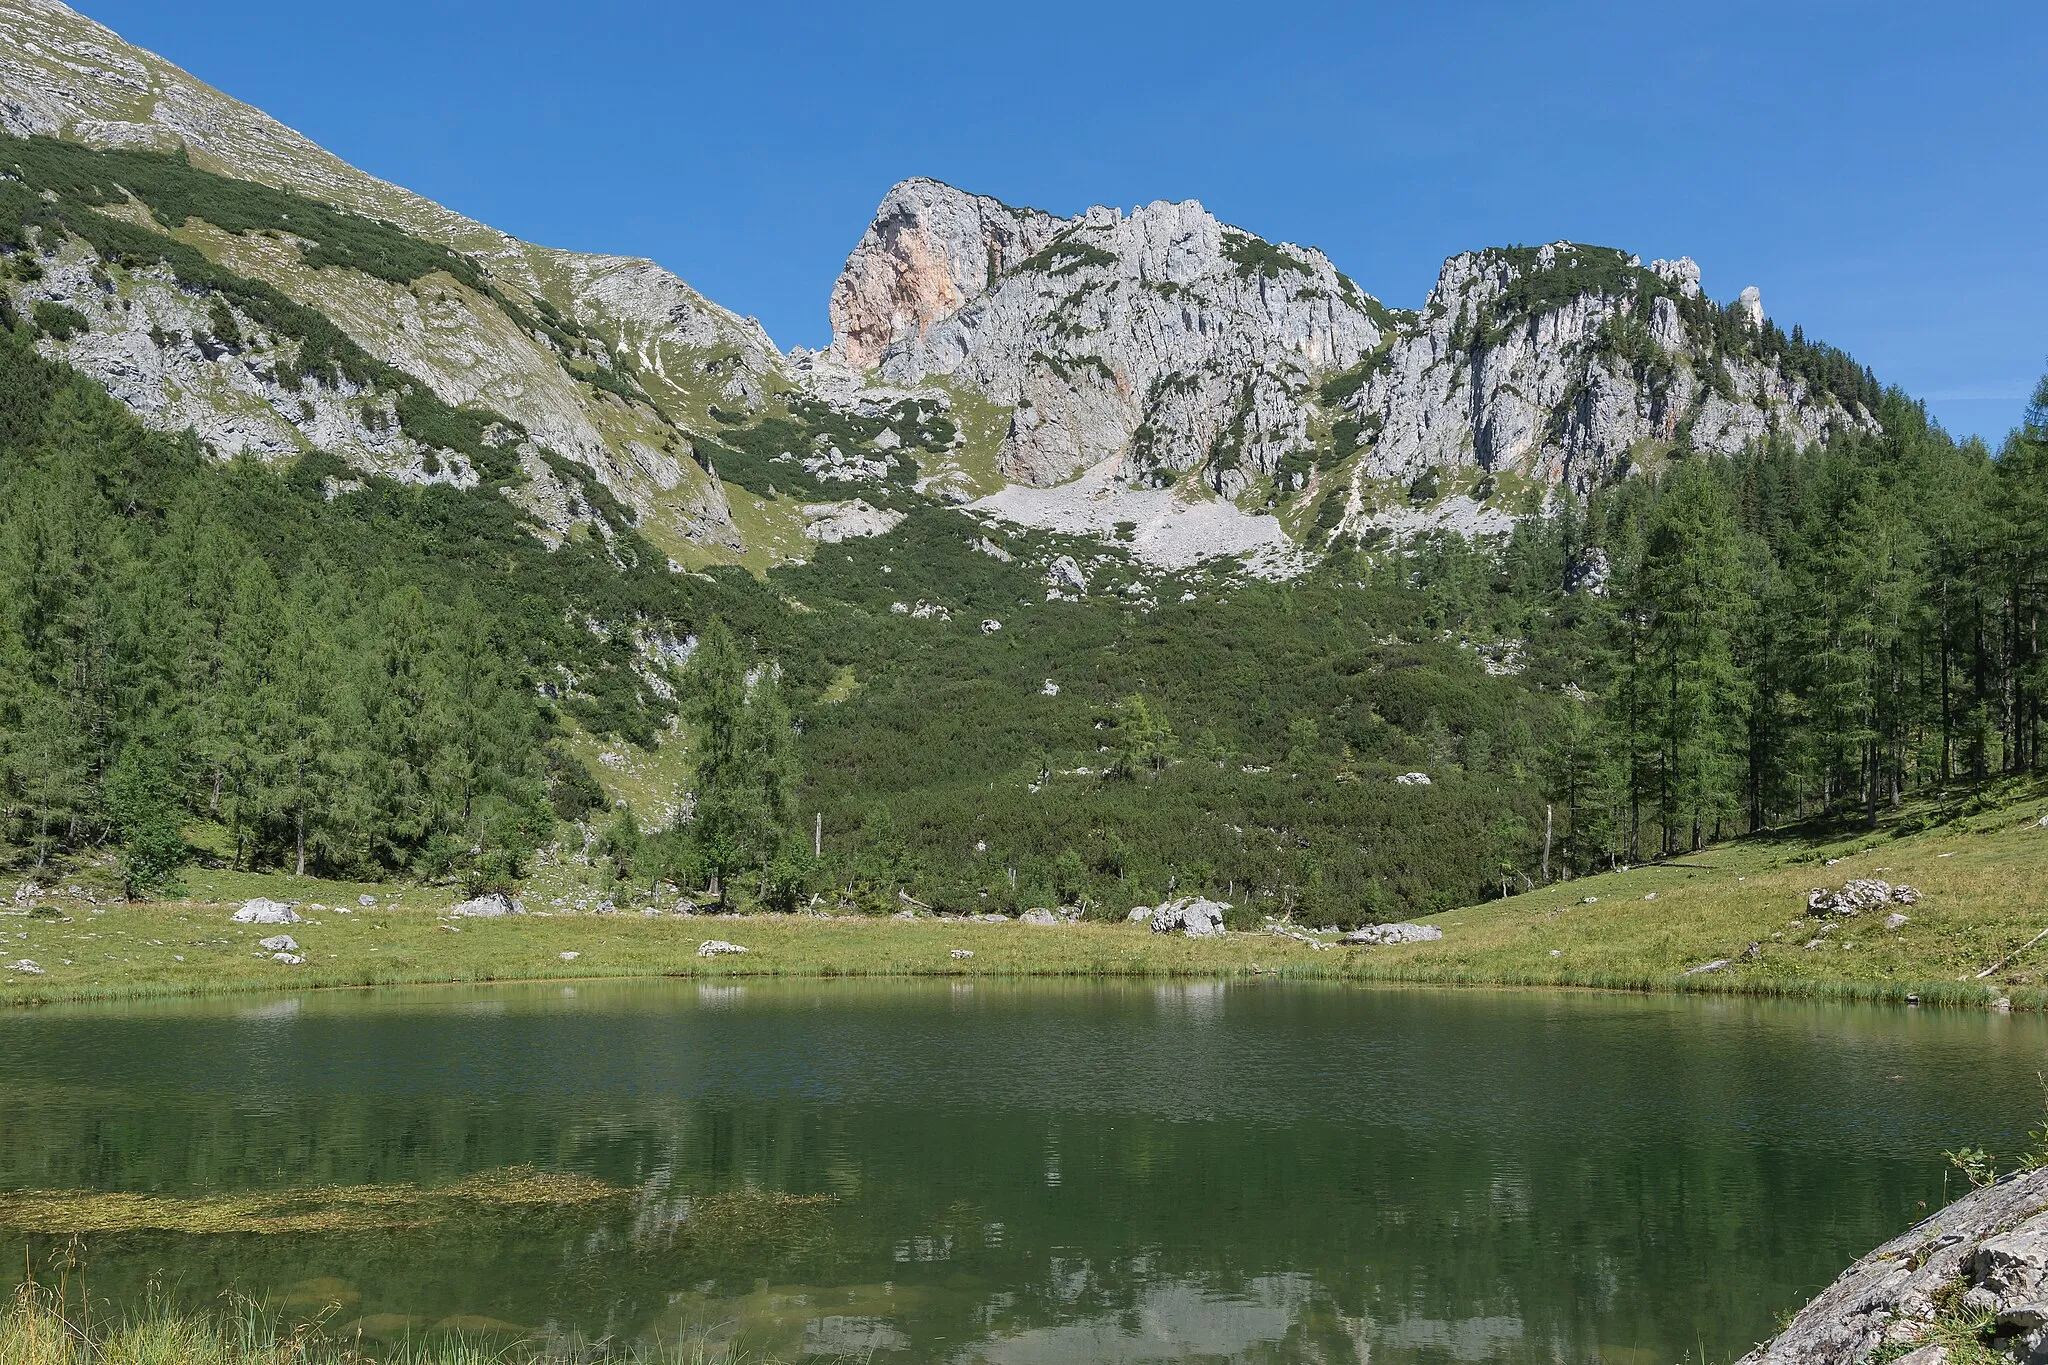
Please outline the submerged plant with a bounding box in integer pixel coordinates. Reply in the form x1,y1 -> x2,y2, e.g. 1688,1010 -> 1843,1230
0,1167 -> 620,1237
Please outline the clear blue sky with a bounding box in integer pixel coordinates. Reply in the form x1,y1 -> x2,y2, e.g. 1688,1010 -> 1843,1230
79,0 -> 2046,441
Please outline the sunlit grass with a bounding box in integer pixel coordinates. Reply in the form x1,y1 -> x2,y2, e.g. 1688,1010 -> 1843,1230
11,781 -> 2048,1012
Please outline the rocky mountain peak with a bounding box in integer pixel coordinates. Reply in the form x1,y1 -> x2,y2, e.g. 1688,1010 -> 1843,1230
826,178 -> 1068,368
832,187 -> 1387,492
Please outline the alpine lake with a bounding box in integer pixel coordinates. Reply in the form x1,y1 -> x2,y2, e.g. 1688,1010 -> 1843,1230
0,978 -> 2038,1363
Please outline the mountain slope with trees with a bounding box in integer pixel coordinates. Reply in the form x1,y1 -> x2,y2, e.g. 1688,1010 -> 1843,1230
0,0 -> 2044,938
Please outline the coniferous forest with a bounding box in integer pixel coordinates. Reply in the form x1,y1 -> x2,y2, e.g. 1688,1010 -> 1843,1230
2,287 -> 2046,920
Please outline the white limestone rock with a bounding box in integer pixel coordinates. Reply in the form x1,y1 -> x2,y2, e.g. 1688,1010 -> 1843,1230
231,898 -> 301,925
1343,923 -> 1443,946
802,499 -> 906,543
833,183 -> 1385,494
1740,1169 -> 2048,1365
1147,896 -> 1230,938
450,892 -> 522,918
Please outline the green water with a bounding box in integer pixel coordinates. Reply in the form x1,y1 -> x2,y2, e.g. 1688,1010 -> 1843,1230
0,980 -> 2039,1362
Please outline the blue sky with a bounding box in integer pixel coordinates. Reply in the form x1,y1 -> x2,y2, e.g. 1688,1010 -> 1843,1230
80,0 -> 2046,440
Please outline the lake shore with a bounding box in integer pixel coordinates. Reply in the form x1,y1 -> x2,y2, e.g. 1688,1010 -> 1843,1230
0,895 -> 2035,1012
10,782 -> 2048,1011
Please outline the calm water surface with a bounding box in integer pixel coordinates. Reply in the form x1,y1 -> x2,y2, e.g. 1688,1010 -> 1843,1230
0,979 -> 2040,1362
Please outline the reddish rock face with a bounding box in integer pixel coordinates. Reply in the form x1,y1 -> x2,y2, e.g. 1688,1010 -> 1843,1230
827,178 -> 1066,369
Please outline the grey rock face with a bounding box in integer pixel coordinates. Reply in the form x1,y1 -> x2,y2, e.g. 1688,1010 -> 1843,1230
1339,245 -> 1866,499
828,178 -> 1067,369
1740,1168 -> 2048,1365
256,934 -> 299,953
835,184 -> 1384,494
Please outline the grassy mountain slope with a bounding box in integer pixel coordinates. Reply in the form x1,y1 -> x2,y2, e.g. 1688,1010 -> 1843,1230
1374,778 -> 2048,1008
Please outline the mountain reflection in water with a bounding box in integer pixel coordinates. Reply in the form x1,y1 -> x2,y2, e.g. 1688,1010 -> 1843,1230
0,978 -> 2036,1362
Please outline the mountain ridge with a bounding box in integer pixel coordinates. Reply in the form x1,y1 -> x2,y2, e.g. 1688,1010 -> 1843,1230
0,0 -> 1887,580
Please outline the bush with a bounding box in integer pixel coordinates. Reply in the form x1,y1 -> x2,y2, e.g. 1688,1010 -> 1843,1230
30,299 -> 88,340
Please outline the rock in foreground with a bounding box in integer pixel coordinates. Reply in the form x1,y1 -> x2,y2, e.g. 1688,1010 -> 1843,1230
1741,1167 -> 2048,1365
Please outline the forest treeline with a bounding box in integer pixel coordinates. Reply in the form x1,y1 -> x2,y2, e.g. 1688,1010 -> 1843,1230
1436,377 -> 2048,870
0,325 -> 799,896
2,291 -> 2045,917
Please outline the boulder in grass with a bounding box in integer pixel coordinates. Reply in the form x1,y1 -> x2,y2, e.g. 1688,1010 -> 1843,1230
5,959 -> 43,976
451,892 -> 522,918
231,898 -> 300,925
1148,897 -> 1229,937
698,940 -> 749,957
1808,880 -> 1921,917
257,934 -> 298,953
271,952 -> 305,965
1343,923 -> 1444,946
1019,908 -> 1061,926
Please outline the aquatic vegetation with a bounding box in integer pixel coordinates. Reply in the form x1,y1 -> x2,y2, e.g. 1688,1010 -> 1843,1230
639,1191 -> 838,1269
0,1168 -> 620,1236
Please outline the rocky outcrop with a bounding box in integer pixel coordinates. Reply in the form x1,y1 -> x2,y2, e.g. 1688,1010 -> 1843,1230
1340,243 -> 1869,499
835,183 -> 1385,494
1809,880 -> 1922,916
1742,1167 -> 2048,1365
1344,923 -> 1443,945
827,178 -> 1066,369
450,892 -> 522,918
826,185 -> 1875,549
231,899 -> 300,925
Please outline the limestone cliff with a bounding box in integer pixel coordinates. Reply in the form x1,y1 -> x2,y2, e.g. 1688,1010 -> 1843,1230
830,181 -> 1386,496
826,178 -> 1066,370
826,182 -> 1880,545
1344,243 -> 1875,497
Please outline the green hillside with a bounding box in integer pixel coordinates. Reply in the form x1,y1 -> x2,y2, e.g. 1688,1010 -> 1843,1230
4,124 -> 2048,976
